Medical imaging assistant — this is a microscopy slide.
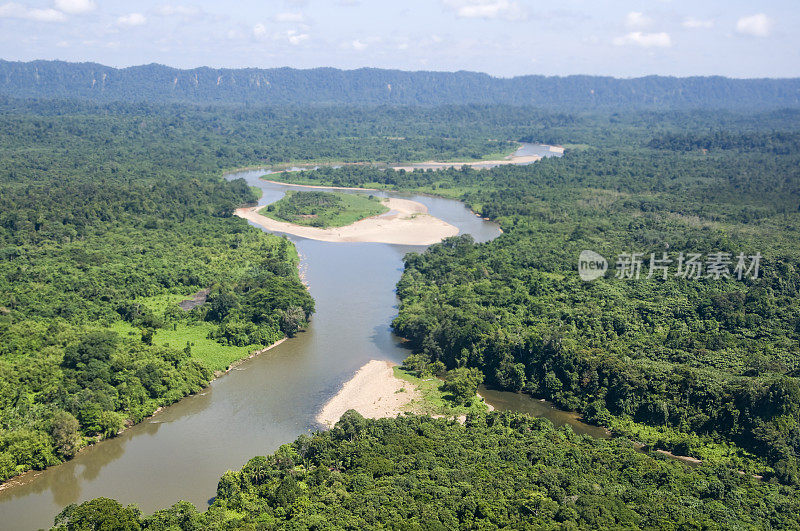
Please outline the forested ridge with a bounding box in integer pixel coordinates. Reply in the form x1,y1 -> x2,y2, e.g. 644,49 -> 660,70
2,60 -> 800,110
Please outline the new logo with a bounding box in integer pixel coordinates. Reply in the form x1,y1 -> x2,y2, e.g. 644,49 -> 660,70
578,250 -> 608,281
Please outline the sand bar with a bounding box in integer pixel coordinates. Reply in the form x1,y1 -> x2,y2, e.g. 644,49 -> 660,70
390,154 -> 542,172
263,179 -> 378,191
316,360 -> 419,427
235,197 -> 458,245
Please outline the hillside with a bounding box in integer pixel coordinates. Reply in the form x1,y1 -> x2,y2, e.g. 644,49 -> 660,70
2,60 -> 799,110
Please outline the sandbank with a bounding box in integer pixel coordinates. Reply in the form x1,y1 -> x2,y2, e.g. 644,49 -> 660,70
235,197 -> 458,245
316,360 -> 419,427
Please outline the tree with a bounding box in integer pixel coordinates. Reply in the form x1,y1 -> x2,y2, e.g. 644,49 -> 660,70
280,305 -> 306,337
141,327 -> 155,346
206,291 -> 240,322
53,498 -> 142,531
50,410 -> 82,458
62,331 -> 118,370
442,368 -> 485,404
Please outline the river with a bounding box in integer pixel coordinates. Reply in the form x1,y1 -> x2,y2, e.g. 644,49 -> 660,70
0,147 -> 580,530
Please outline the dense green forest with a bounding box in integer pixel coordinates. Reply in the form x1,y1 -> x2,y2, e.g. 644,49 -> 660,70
2,60 -> 800,109
259,113 -> 800,484
260,191 -> 388,228
0,99 -> 541,486
52,412 -> 800,529
393,138 -> 800,482
4,93 -> 800,527
0,102 -> 344,483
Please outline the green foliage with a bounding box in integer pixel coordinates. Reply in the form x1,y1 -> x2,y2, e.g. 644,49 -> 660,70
59,413 -> 800,529
54,498 -> 142,531
4,60 -> 800,110
279,306 -> 307,337
441,367 -> 484,404
49,410 -> 81,458
393,366 -> 489,418
260,190 -> 388,228
0,100 -> 314,484
388,113 -> 800,483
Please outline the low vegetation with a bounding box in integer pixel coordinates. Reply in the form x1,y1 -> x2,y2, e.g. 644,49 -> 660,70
394,362 -> 490,418
259,191 -> 388,228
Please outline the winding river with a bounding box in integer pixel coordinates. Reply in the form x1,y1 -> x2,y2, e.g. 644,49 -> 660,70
0,147 -> 581,530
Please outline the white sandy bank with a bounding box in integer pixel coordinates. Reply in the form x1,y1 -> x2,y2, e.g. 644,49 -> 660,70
235,197 -> 458,245
316,360 -> 419,427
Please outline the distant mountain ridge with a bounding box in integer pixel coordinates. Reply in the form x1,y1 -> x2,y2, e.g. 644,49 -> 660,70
1,59 -> 799,110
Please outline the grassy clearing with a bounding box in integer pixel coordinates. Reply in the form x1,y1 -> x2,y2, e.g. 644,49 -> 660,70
111,321 -> 262,373
108,293 -> 268,373
249,186 -> 264,199
259,190 -> 388,228
393,366 -> 490,417
605,416 -> 771,476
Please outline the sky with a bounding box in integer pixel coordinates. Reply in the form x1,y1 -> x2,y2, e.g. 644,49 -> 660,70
0,0 -> 798,78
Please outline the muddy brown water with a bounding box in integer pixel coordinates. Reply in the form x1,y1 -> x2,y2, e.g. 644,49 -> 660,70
1,158 -> 601,531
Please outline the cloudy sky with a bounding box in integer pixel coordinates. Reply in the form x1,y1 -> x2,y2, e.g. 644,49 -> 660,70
0,0 -> 797,78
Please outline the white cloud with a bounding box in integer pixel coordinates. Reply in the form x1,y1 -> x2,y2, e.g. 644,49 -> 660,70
274,12 -> 304,22
117,13 -> 146,26
736,13 -> 772,37
253,23 -> 268,38
285,29 -> 309,45
155,5 -> 202,17
351,39 -> 367,50
625,11 -> 651,30
0,3 -> 66,21
682,17 -> 713,29
54,0 -> 95,14
613,31 -> 672,48
442,0 -> 526,21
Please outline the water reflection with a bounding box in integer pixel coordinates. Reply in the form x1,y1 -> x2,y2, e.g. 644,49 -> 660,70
479,386 -> 610,439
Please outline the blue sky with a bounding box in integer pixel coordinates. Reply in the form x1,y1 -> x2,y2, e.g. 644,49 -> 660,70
0,0 -> 798,77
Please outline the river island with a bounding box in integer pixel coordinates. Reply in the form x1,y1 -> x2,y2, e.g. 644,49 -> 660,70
236,190 -> 458,245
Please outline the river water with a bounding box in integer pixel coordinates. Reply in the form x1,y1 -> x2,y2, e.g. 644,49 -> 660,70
0,149 -> 583,530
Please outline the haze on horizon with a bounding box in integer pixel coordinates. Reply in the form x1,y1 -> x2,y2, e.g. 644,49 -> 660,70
0,0 -> 798,79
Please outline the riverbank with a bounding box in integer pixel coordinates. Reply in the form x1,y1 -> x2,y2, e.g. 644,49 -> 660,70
316,360 -> 418,427
390,154 -> 542,171
316,360 -> 495,427
0,336 -> 288,494
236,197 -> 458,245
223,142 -> 562,179
263,179 -> 377,191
